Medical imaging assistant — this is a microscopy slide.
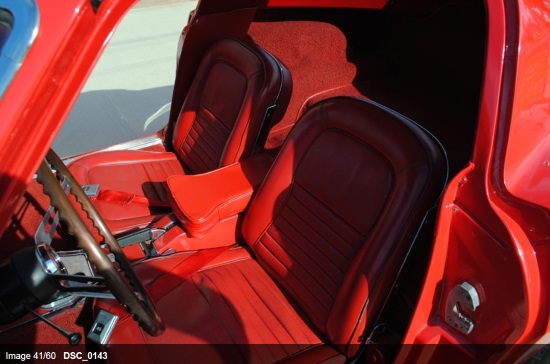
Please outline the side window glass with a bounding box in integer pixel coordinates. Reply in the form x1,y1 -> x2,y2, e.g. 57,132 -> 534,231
54,1 -> 197,158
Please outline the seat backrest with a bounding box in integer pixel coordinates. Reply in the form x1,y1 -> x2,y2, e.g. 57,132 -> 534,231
242,97 -> 447,355
172,38 -> 291,174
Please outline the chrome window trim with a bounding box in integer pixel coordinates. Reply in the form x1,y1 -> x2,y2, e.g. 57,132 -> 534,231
0,0 -> 39,98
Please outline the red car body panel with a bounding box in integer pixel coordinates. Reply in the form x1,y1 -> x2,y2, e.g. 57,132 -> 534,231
0,0 -> 547,361
0,0 -> 136,234
400,0 -> 549,361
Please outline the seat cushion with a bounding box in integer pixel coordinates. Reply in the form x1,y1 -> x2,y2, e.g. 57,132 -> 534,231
69,150 -> 184,233
101,248 -> 338,363
146,250 -> 321,346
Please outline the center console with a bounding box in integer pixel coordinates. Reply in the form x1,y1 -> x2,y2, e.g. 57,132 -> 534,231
118,153 -> 274,260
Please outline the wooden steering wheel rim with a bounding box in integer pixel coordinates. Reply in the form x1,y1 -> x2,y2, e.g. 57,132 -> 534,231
36,149 -> 164,337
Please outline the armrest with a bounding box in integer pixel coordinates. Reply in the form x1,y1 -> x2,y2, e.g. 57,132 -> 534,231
167,154 -> 273,238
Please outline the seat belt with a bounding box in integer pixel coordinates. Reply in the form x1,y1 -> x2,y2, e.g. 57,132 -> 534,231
147,245 -> 232,302
92,190 -> 171,207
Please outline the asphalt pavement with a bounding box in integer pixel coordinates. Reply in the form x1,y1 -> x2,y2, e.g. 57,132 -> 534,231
53,0 -> 198,157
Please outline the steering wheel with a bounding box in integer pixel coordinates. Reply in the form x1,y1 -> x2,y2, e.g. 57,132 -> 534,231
36,149 -> 164,336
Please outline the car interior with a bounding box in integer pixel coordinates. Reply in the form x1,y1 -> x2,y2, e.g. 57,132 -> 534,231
0,0 -> 486,362
67,37 -> 292,234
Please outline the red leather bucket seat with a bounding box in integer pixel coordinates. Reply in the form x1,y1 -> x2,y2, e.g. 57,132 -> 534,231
102,97 -> 448,362
68,38 -> 291,233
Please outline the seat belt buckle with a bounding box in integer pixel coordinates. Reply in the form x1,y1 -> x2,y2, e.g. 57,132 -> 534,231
81,184 -> 100,197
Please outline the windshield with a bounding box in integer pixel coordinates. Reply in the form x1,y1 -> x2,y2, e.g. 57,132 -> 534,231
0,9 -> 13,52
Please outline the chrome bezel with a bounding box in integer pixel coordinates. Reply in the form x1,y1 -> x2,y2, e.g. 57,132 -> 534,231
35,243 -> 68,275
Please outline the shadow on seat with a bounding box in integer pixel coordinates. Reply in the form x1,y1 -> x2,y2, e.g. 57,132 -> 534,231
97,97 -> 448,363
